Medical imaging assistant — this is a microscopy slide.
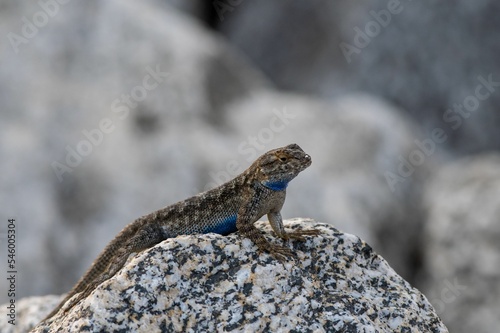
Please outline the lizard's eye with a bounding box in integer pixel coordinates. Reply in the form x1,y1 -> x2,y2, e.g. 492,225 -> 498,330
279,156 -> 287,162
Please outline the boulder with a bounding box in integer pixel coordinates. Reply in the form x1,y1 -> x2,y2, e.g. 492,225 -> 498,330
421,154 -> 500,333
5,219 -> 449,333
0,295 -> 60,333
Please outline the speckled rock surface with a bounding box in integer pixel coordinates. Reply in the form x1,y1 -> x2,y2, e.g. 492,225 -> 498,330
25,219 -> 447,333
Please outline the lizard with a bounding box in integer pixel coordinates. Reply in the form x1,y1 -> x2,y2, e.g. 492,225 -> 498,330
41,143 -> 319,323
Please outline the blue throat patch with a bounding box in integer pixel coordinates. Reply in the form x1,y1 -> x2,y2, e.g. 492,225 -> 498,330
262,179 -> 289,191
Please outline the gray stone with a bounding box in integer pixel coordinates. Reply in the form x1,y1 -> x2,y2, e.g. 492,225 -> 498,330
348,0 -> 500,155
162,0 -> 210,21
217,1 -> 354,93
421,154 -> 500,333
15,220 -> 447,332
0,295 -> 61,333
218,0 -> 500,154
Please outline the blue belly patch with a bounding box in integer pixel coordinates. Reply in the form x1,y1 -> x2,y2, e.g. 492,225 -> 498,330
204,215 -> 238,235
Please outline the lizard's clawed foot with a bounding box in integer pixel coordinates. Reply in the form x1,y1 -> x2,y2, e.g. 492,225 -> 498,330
283,228 -> 321,242
267,244 -> 296,261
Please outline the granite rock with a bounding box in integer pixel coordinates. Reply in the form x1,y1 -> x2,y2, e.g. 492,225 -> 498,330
21,219 -> 448,333
421,154 -> 500,333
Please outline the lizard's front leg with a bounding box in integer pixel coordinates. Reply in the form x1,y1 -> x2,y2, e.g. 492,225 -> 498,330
237,220 -> 295,261
236,189 -> 295,261
267,211 -> 320,241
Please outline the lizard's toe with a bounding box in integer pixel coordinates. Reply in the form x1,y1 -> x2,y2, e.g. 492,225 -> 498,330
284,228 -> 321,241
268,244 -> 295,261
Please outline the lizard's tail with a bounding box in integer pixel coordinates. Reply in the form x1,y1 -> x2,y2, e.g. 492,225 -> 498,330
40,217 -> 147,323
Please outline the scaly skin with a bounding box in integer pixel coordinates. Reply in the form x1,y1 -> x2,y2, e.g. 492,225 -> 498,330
41,143 -> 318,323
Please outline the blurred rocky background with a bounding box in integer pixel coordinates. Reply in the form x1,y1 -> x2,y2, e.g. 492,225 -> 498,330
0,0 -> 498,332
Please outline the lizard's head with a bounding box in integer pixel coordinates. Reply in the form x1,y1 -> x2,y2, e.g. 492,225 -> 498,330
255,143 -> 311,191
